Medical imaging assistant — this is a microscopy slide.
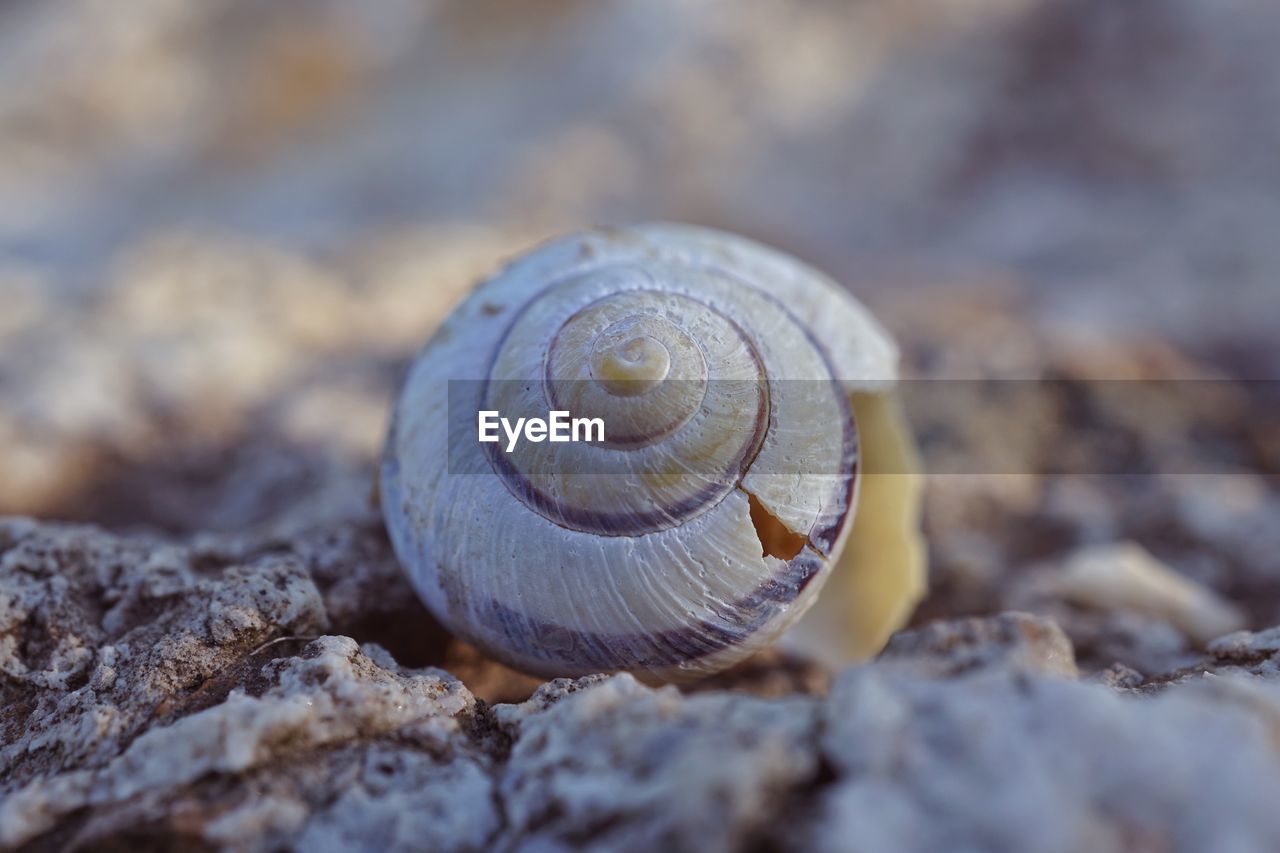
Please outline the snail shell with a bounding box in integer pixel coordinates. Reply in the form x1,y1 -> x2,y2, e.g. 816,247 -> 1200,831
381,224 -> 918,681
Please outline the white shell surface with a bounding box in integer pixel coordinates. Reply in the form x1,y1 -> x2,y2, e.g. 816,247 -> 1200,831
381,224 -> 899,680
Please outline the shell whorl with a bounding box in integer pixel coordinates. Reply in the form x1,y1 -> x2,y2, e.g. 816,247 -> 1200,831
381,224 -> 899,681
487,275 -> 770,538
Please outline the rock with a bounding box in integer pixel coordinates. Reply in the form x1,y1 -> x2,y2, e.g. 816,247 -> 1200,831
1007,542 -> 1250,676
1044,544 -> 1247,646
0,517 -> 498,850
0,518 -> 328,793
1094,662 -> 1145,690
809,667 -> 1280,853
0,636 -> 488,850
6,518 -> 1280,851
1164,627 -> 1280,683
879,612 -> 1078,678
496,674 -> 822,852
1209,627 -> 1280,664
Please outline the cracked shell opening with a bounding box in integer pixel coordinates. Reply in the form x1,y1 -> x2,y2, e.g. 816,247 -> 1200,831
747,492 -> 809,561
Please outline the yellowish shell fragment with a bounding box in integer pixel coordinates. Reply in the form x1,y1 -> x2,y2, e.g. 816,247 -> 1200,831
787,389 -> 927,664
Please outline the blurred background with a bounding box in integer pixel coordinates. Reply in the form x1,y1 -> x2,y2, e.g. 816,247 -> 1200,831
1,0 -> 1277,687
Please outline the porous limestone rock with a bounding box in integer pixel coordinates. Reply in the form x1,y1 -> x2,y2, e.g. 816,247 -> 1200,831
1008,542 -> 1249,677
494,675 -> 820,852
809,667 -> 1280,853
6,518 -> 1280,851
879,611 -> 1078,678
0,517 -> 328,794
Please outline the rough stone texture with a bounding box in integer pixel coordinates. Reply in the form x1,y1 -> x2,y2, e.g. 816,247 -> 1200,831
1006,543 -> 1249,678
808,669 -> 1280,853
1149,628 -> 1280,686
6,519 -> 1280,851
495,677 -> 821,851
0,635 -> 490,850
879,611 -> 1078,678
2,0 -> 1279,849
0,519 -> 328,794
6,519 -> 1280,853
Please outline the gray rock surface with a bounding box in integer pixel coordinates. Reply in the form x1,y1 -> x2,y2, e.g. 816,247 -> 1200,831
5,519 -> 1280,851
1006,543 -> 1249,678
879,611 -> 1078,678
809,668 -> 1280,853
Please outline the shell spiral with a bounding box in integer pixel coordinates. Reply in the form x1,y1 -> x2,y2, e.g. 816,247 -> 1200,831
381,224 -> 899,681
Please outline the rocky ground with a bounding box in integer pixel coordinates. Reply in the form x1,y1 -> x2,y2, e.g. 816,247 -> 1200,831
6,514 -> 1280,851
2,0 -> 1279,850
